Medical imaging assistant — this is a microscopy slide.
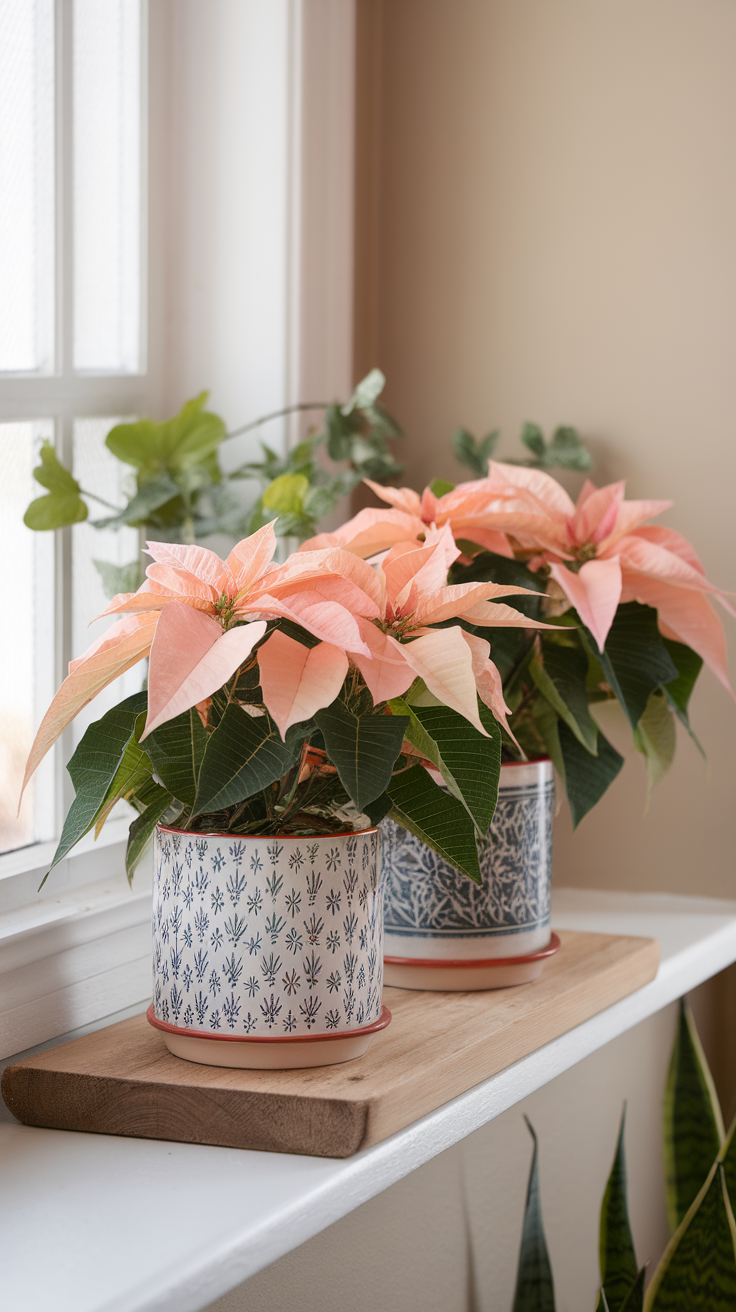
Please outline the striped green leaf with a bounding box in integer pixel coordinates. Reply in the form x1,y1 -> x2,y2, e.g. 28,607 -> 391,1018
314,702 -> 409,813
597,1108 -> 638,1312
664,999 -> 724,1232
389,698 -> 501,835
512,1118 -> 556,1312
645,1163 -> 736,1310
619,1268 -> 646,1312
386,763 -> 481,883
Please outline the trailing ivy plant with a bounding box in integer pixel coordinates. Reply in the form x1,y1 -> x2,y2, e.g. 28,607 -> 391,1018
511,999 -> 736,1311
23,369 -> 403,597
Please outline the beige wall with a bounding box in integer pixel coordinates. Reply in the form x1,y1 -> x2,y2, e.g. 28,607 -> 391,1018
355,0 -> 736,900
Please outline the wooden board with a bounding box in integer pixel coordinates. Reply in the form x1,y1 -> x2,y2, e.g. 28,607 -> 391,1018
1,929 -> 659,1159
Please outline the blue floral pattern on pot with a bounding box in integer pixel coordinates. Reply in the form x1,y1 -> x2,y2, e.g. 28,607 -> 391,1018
382,760 -> 554,960
152,826 -> 384,1038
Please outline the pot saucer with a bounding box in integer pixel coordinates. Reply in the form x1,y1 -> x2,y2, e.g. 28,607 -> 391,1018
146,1004 -> 392,1070
383,932 -> 561,992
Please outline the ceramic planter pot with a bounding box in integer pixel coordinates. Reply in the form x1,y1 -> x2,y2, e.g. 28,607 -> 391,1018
148,825 -> 390,1068
381,759 -> 557,990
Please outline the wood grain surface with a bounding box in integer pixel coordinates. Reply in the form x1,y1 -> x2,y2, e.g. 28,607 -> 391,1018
1,929 -> 659,1158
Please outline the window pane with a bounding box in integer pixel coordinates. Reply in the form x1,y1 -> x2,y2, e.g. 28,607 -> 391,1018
0,0 -> 55,373
73,0 -> 142,372
72,417 -> 142,749
0,422 -> 56,854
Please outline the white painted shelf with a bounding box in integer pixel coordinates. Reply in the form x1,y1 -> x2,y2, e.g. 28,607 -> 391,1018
2,887 -> 736,1312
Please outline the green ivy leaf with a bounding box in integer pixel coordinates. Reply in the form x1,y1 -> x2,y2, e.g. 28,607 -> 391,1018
91,473 -> 181,528
192,706 -> 306,816
144,708 -> 208,807
593,603 -> 679,729
262,472 -> 309,516
106,393 -> 225,478
543,425 -> 593,471
452,427 -> 498,477
530,641 -> 598,755
521,422 -> 546,459
664,998 -> 724,1234
313,702 -> 408,812
558,720 -> 624,827
512,1119 -> 556,1312
386,763 -> 481,883
43,693 -> 148,883
598,1108 -> 638,1312
92,559 -> 142,600
24,440 -> 88,530
341,367 -> 386,415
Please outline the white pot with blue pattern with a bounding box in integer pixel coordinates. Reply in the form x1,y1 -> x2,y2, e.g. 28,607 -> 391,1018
147,825 -> 391,1068
382,760 -> 559,991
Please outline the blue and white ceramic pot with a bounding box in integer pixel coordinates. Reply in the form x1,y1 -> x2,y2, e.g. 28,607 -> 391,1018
381,759 -> 558,991
147,825 -> 390,1068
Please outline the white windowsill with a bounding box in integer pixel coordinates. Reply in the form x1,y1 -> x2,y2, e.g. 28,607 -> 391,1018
2,887 -> 736,1312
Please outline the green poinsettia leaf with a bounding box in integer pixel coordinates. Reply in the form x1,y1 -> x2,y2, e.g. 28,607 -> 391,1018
144,708 -> 209,808
313,702 -> 408,813
512,1118 -> 556,1312
386,763 -> 481,883
192,705 -> 306,817
558,720 -> 624,827
125,787 -> 173,884
663,639 -> 706,758
592,603 -> 678,729
42,692 -> 148,883
389,699 -> 501,836
633,689 -> 677,804
429,477 -> 455,497
664,998 -> 724,1233
530,641 -> 598,755
597,1108 -> 638,1312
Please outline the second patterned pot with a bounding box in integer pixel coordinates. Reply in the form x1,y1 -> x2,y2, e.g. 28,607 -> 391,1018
381,759 -> 558,990
148,824 -> 390,1068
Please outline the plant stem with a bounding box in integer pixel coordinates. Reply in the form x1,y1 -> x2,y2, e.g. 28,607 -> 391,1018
225,401 -> 331,441
80,487 -> 125,513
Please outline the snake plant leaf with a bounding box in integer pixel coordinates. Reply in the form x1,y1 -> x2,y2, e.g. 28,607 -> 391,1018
144,707 -> 209,808
633,690 -> 677,805
388,698 -> 501,836
192,705 -> 306,816
386,763 -> 482,883
43,692 -> 148,883
664,998 -> 725,1232
558,721 -> 624,827
24,440 -> 88,529
662,639 -> 706,759
512,1118 -> 556,1312
618,1268 -> 646,1312
597,1107 -> 638,1312
530,641 -> 599,755
644,1164 -> 736,1311
125,786 -> 173,884
592,604 -> 678,730
314,702 -> 409,813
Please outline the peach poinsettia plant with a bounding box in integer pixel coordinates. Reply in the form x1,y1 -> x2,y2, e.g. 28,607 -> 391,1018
302,463 -> 734,824
25,522 -> 558,886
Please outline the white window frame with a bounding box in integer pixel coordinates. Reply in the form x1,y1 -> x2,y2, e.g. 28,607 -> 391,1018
0,0 -> 357,1062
